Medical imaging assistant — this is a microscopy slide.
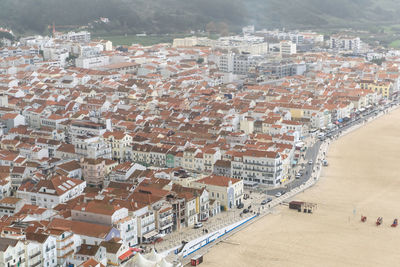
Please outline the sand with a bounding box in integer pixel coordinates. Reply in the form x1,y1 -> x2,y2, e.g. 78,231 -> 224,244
203,109 -> 400,267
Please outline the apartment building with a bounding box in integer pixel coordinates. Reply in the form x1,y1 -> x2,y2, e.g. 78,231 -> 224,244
46,229 -> 77,266
191,175 -> 243,211
231,150 -> 283,186
57,31 -> 91,43
280,40 -> 297,56
81,158 -> 106,188
17,176 -> 86,208
26,232 -> 57,267
71,201 -> 138,247
103,131 -> 132,162
73,135 -> 111,159
330,35 -> 361,53
69,120 -> 110,137
0,238 -> 26,267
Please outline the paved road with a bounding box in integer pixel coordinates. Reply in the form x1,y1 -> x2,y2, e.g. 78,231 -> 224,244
263,96 -> 400,199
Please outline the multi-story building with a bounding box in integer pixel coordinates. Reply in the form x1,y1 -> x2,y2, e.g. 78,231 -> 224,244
26,232 -> 57,267
231,150 -> 283,186
24,241 -> 42,267
81,158 -> 106,188
257,60 -> 306,79
213,160 -> 231,177
132,205 -> 156,244
191,175 -> 243,210
330,35 -> 361,53
57,31 -> 91,43
17,176 -> 86,208
153,202 -> 174,235
0,197 -> 25,217
75,55 -> 110,69
45,229 -> 77,266
73,135 -> 111,159
217,52 -> 261,75
103,131 -> 132,162
71,201 -> 138,247
69,120 -> 110,137
0,238 -> 26,267
280,40 -> 297,56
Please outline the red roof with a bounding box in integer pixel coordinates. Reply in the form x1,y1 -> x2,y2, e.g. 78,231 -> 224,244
118,249 -> 133,260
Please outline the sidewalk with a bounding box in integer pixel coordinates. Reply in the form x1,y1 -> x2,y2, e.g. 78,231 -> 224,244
158,101 -> 400,264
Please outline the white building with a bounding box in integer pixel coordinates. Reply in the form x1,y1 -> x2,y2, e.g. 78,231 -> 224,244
280,40 -> 297,56
17,176 -> 86,209
191,175 -> 243,210
76,55 -> 110,69
0,238 -> 26,267
26,232 -> 57,267
71,201 -> 138,247
231,150 -> 283,186
57,31 -> 91,43
330,35 -> 361,53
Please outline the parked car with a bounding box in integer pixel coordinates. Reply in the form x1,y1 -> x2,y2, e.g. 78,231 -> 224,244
243,209 -> 249,214
261,200 -> 267,205
237,203 -> 244,209
275,192 -> 282,197
266,197 -> 273,203
194,222 -> 203,229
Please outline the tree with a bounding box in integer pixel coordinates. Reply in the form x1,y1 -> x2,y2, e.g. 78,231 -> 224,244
216,22 -> 229,36
206,22 -> 217,34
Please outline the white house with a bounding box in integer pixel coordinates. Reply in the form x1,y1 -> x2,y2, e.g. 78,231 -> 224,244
17,176 -> 86,209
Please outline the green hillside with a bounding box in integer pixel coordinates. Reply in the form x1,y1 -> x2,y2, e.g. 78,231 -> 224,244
1,0 -> 400,35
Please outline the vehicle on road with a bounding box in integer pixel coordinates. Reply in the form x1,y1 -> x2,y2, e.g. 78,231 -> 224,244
194,222 -> 203,229
295,173 -> 301,179
308,160 -> 313,165
275,192 -> 282,197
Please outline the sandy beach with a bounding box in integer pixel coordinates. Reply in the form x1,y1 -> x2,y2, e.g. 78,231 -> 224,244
203,108 -> 400,267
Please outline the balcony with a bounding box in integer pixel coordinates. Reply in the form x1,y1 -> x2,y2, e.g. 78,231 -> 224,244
30,251 -> 41,259
58,232 -> 73,242
60,240 -> 73,250
32,260 -> 41,267
159,212 -> 172,219
18,250 -> 25,256
160,221 -> 173,230
142,220 -> 154,228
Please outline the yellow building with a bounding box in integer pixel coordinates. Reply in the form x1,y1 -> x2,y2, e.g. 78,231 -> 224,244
360,80 -> 392,98
103,131 -> 132,162
289,107 -> 304,120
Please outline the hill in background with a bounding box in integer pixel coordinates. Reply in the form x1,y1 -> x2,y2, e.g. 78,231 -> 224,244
2,0 -> 400,35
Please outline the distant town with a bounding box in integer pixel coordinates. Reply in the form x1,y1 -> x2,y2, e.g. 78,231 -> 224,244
0,24 -> 397,266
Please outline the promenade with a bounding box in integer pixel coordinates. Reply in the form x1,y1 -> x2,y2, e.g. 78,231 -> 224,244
202,103 -> 400,267
154,99 -> 400,266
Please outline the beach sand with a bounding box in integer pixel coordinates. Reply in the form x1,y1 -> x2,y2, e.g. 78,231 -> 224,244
203,108 -> 400,267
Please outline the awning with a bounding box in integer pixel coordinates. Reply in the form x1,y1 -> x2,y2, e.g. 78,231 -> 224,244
130,247 -> 143,252
143,230 -> 158,239
119,249 -> 133,260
